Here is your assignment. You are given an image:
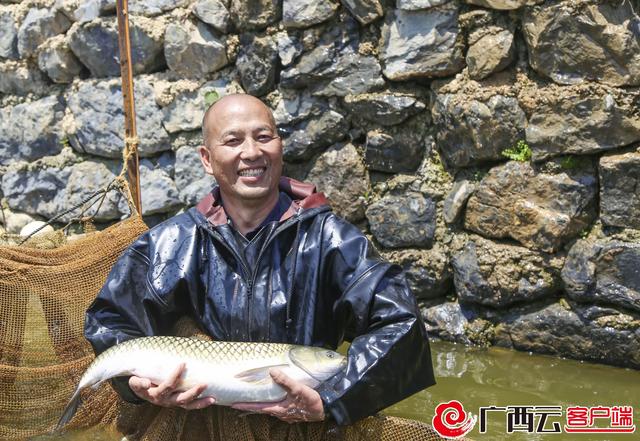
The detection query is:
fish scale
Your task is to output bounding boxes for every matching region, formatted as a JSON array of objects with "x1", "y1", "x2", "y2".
[{"x1": 56, "y1": 336, "x2": 346, "y2": 431}]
